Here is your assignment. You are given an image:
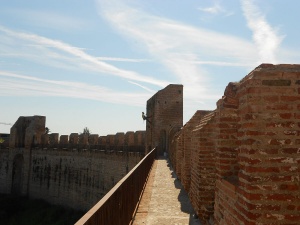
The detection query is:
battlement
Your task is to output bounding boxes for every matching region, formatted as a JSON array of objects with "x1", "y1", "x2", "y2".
[
  {"x1": 9, "y1": 115, "x2": 145, "y2": 153},
  {"x1": 39, "y1": 131, "x2": 145, "y2": 153}
]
